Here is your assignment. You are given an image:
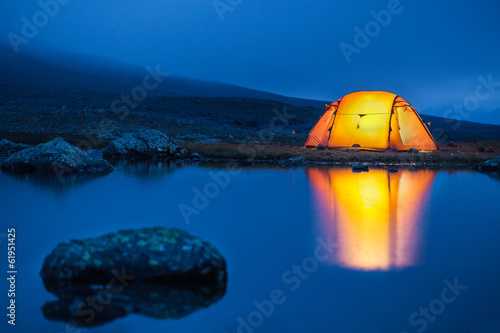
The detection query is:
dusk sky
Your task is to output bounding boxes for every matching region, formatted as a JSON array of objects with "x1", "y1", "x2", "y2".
[{"x1": 1, "y1": 0, "x2": 500, "y2": 123}]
